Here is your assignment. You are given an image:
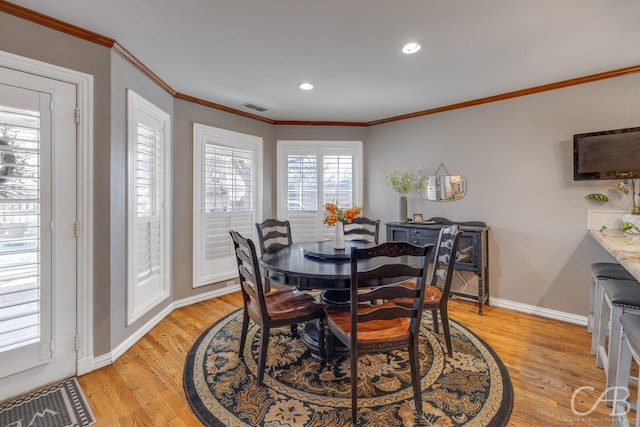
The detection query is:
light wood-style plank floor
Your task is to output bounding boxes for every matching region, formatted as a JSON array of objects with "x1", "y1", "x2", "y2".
[{"x1": 77, "y1": 293, "x2": 626, "y2": 426}]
